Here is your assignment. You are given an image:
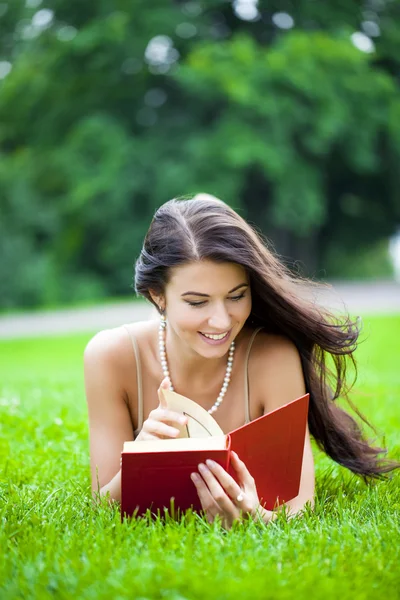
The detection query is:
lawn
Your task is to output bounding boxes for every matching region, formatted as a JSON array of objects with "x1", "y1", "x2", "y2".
[{"x1": 0, "y1": 315, "x2": 399, "y2": 600}]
